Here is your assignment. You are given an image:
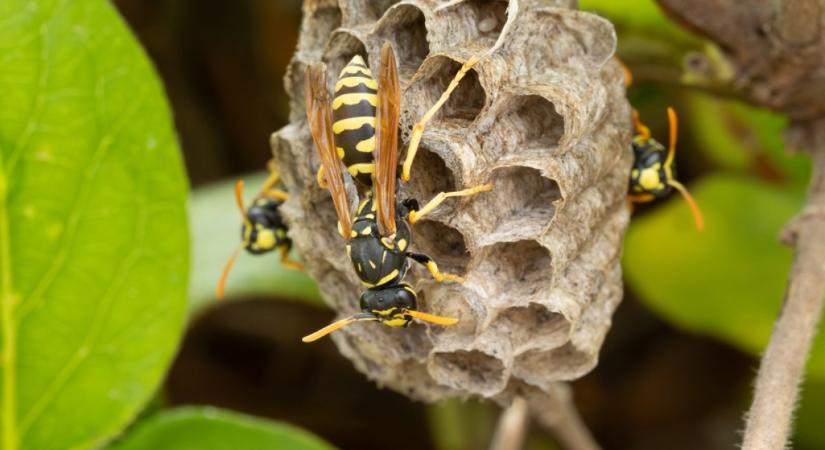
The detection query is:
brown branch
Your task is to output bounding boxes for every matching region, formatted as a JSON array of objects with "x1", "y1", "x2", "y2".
[{"x1": 742, "y1": 122, "x2": 825, "y2": 450}]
